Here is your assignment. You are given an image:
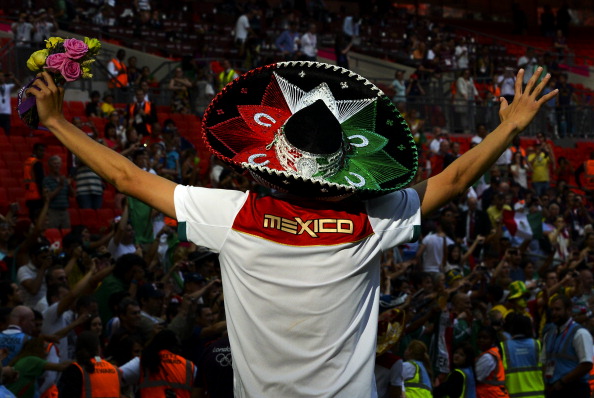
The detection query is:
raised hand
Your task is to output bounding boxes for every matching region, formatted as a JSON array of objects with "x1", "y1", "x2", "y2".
[
  {"x1": 499, "y1": 67, "x2": 558, "y2": 134},
  {"x1": 25, "y1": 72, "x2": 66, "y2": 127}
]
